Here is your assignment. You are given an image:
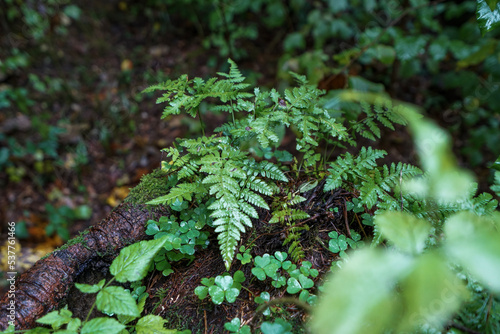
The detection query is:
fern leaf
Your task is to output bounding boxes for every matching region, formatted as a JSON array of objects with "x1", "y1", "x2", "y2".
[
  {"x1": 146, "y1": 182, "x2": 198, "y2": 205},
  {"x1": 239, "y1": 189, "x2": 269, "y2": 210}
]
